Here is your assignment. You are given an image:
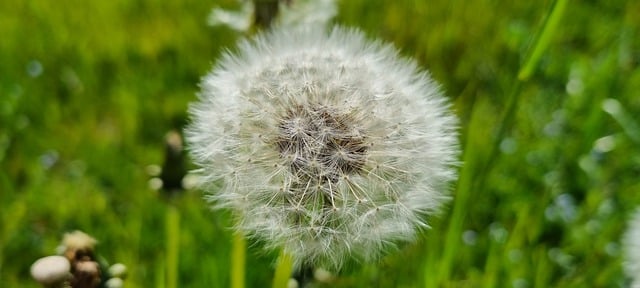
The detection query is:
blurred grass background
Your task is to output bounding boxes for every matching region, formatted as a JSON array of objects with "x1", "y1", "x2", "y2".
[{"x1": 1, "y1": 0, "x2": 639, "y2": 287}]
